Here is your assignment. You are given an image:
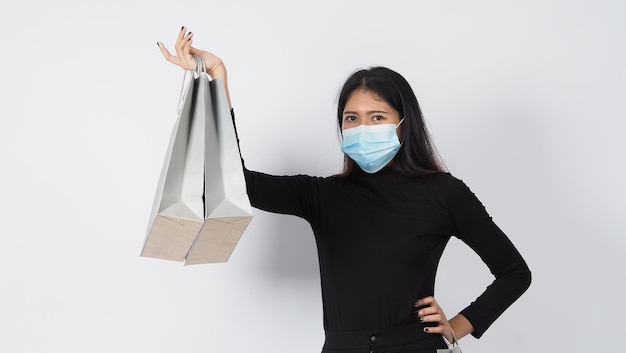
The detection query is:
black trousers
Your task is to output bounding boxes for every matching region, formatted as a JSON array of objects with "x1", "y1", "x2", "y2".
[{"x1": 322, "y1": 322, "x2": 448, "y2": 353}]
